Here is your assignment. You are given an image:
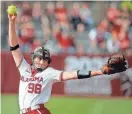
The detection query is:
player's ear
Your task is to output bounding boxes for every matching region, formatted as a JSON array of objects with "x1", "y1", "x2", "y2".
[{"x1": 47, "y1": 58, "x2": 52, "y2": 64}]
